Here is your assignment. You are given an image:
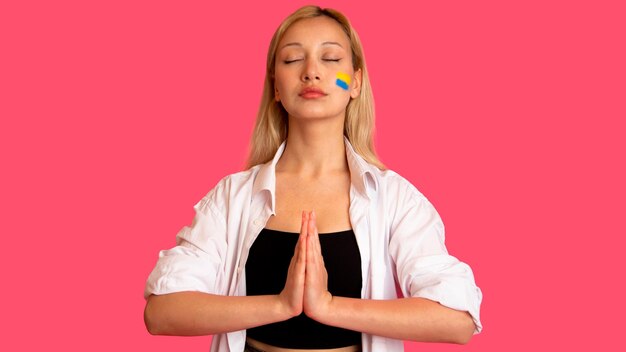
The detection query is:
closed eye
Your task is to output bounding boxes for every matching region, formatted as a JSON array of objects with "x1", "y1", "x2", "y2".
[
  {"x1": 284, "y1": 59, "x2": 302, "y2": 64},
  {"x1": 323, "y1": 59, "x2": 341, "y2": 62}
]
